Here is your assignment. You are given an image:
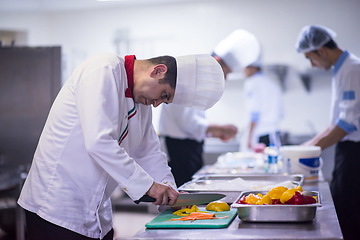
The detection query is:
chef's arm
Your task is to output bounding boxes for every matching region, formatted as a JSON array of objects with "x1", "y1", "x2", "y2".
[
  {"x1": 302, "y1": 125, "x2": 331, "y2": 146},
  {"x1": 248, "y1": 121, "x2": 256, "y2": 148},
  {"x1": 247, "y1": 112, "x2": 259, "y2": 148},
  {"x1": 302, "y1": 125, "x2": 347, "y2": 150},
  {"x1": 132, "y1": 107, "x2": 179, "y2": 206},
  {"x1": 314, "y1": 125, "x2": 347, "y2": 150},
  {"x1": 207, "y1": 124, "x2": 238, "y2": 142}
]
